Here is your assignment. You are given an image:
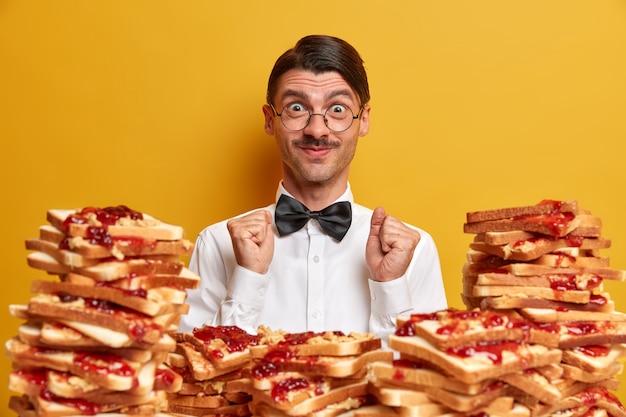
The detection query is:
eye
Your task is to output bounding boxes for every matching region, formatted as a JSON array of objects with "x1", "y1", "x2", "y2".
[
  {"x1": 327, "y1": 104, "x2": 348, "y2": 117},
  {"x1": 284, "y1": 102, "x2": 308, "y2": 114}
]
